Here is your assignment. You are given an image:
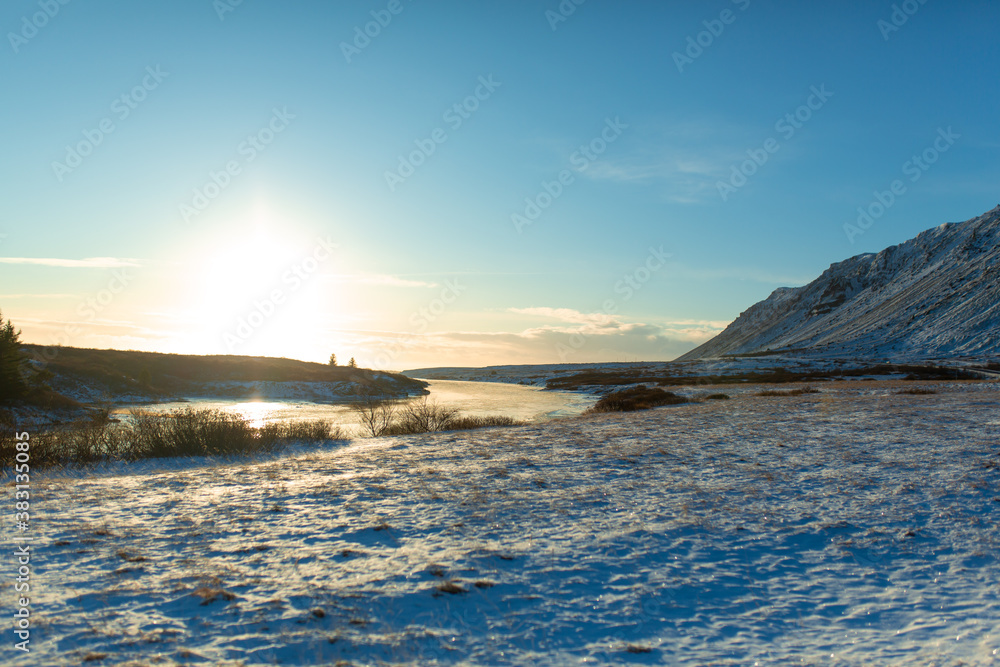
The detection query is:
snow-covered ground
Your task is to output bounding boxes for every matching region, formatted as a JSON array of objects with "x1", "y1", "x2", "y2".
[
  {"x1": 7, "y1": 380, "x2": 1000, "y2": 665},
  {"x1": 405, "y1": 356, "x2": 996, "y2": 391}
]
